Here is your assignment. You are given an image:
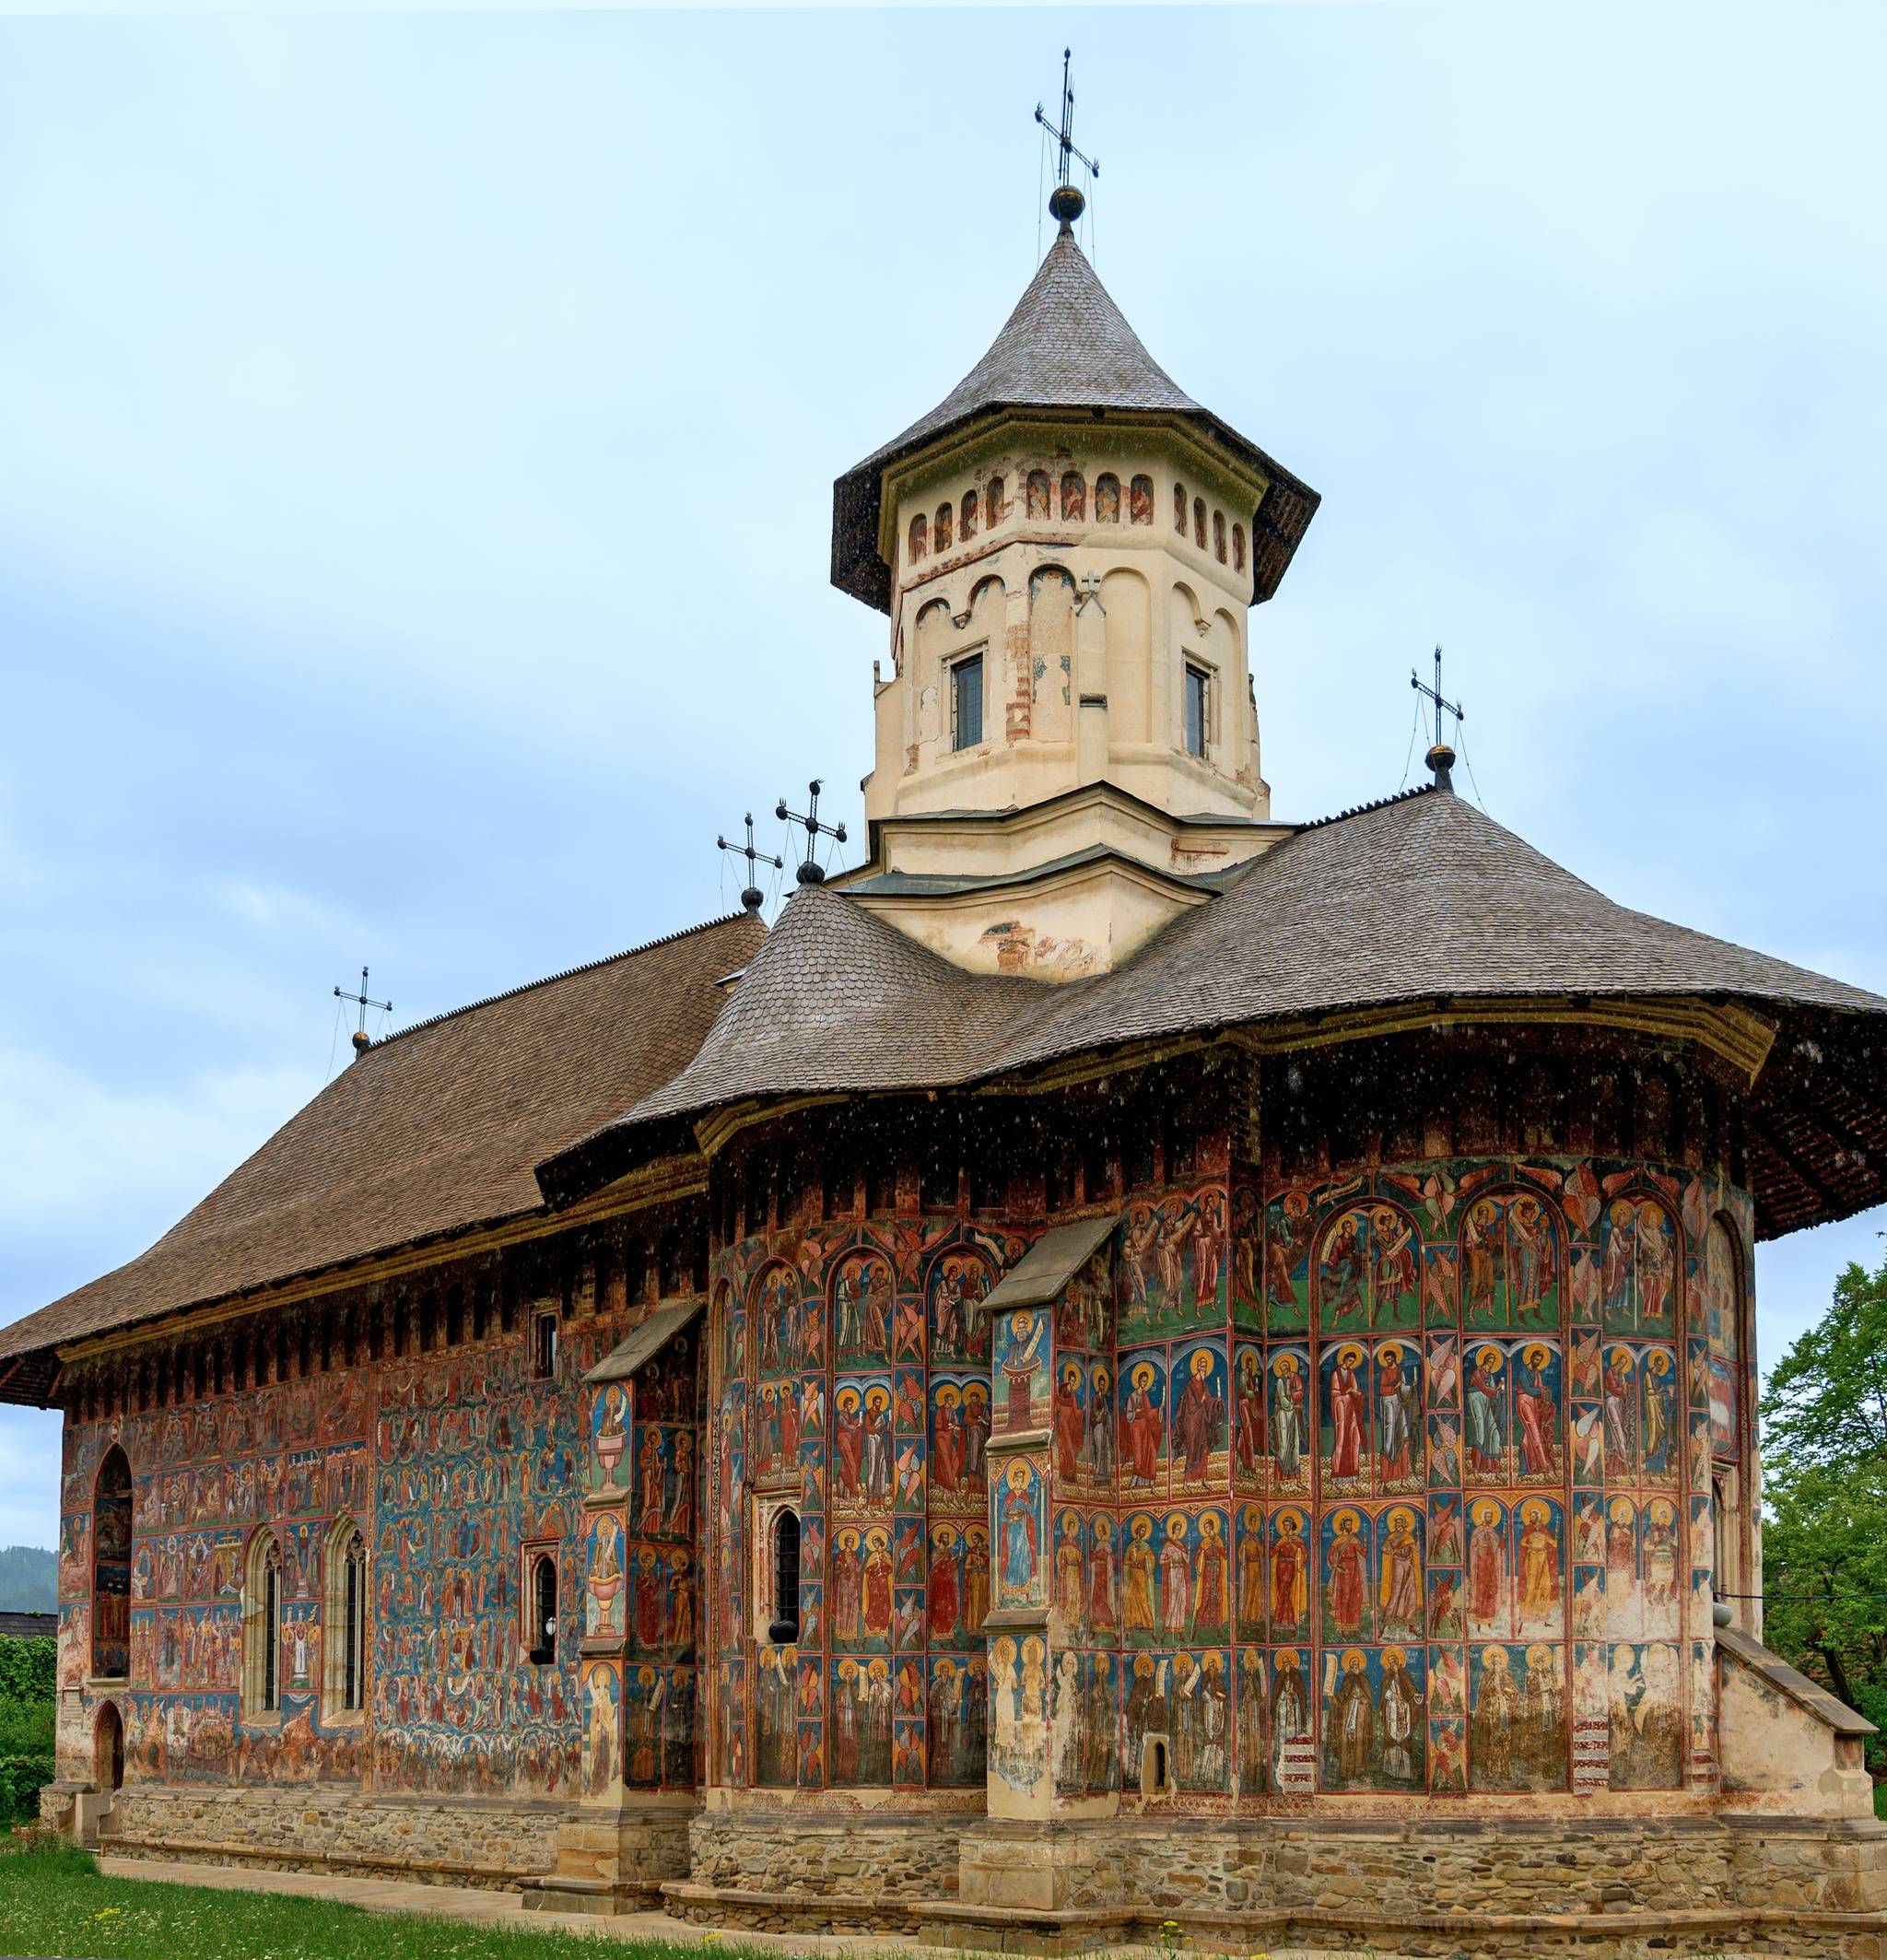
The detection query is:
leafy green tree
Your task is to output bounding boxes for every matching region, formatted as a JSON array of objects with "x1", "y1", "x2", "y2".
[{"x1": 1760, "y1": 1255, "x2": 1887, "y2": 1769}]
